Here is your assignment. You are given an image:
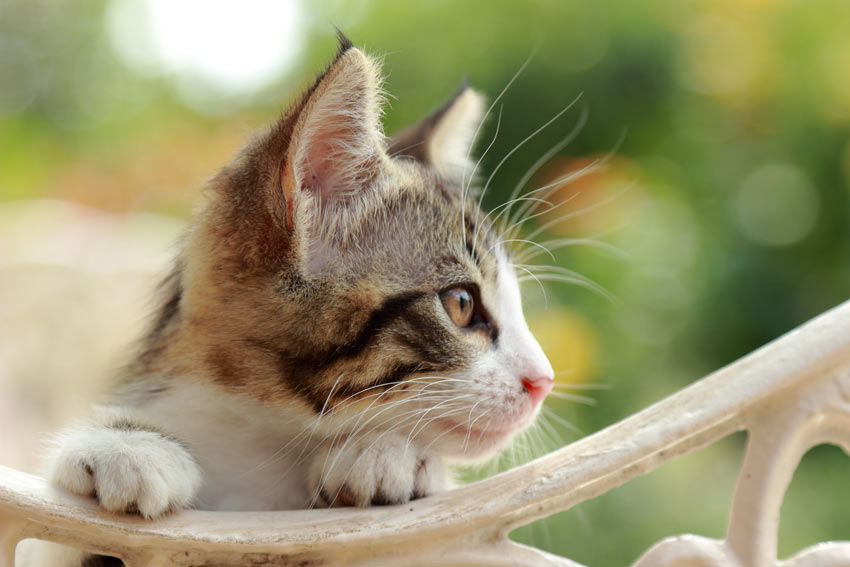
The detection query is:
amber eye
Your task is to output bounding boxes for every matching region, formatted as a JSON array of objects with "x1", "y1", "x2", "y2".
[{"x1": 440, "y1": 286, "x2": 474, "y2": 328}]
